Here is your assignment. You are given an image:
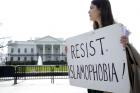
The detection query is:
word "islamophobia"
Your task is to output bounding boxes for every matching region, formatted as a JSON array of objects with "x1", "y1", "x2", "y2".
[{"x1": 68, "y1": 63, "x2": 119, "y2": 82}]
